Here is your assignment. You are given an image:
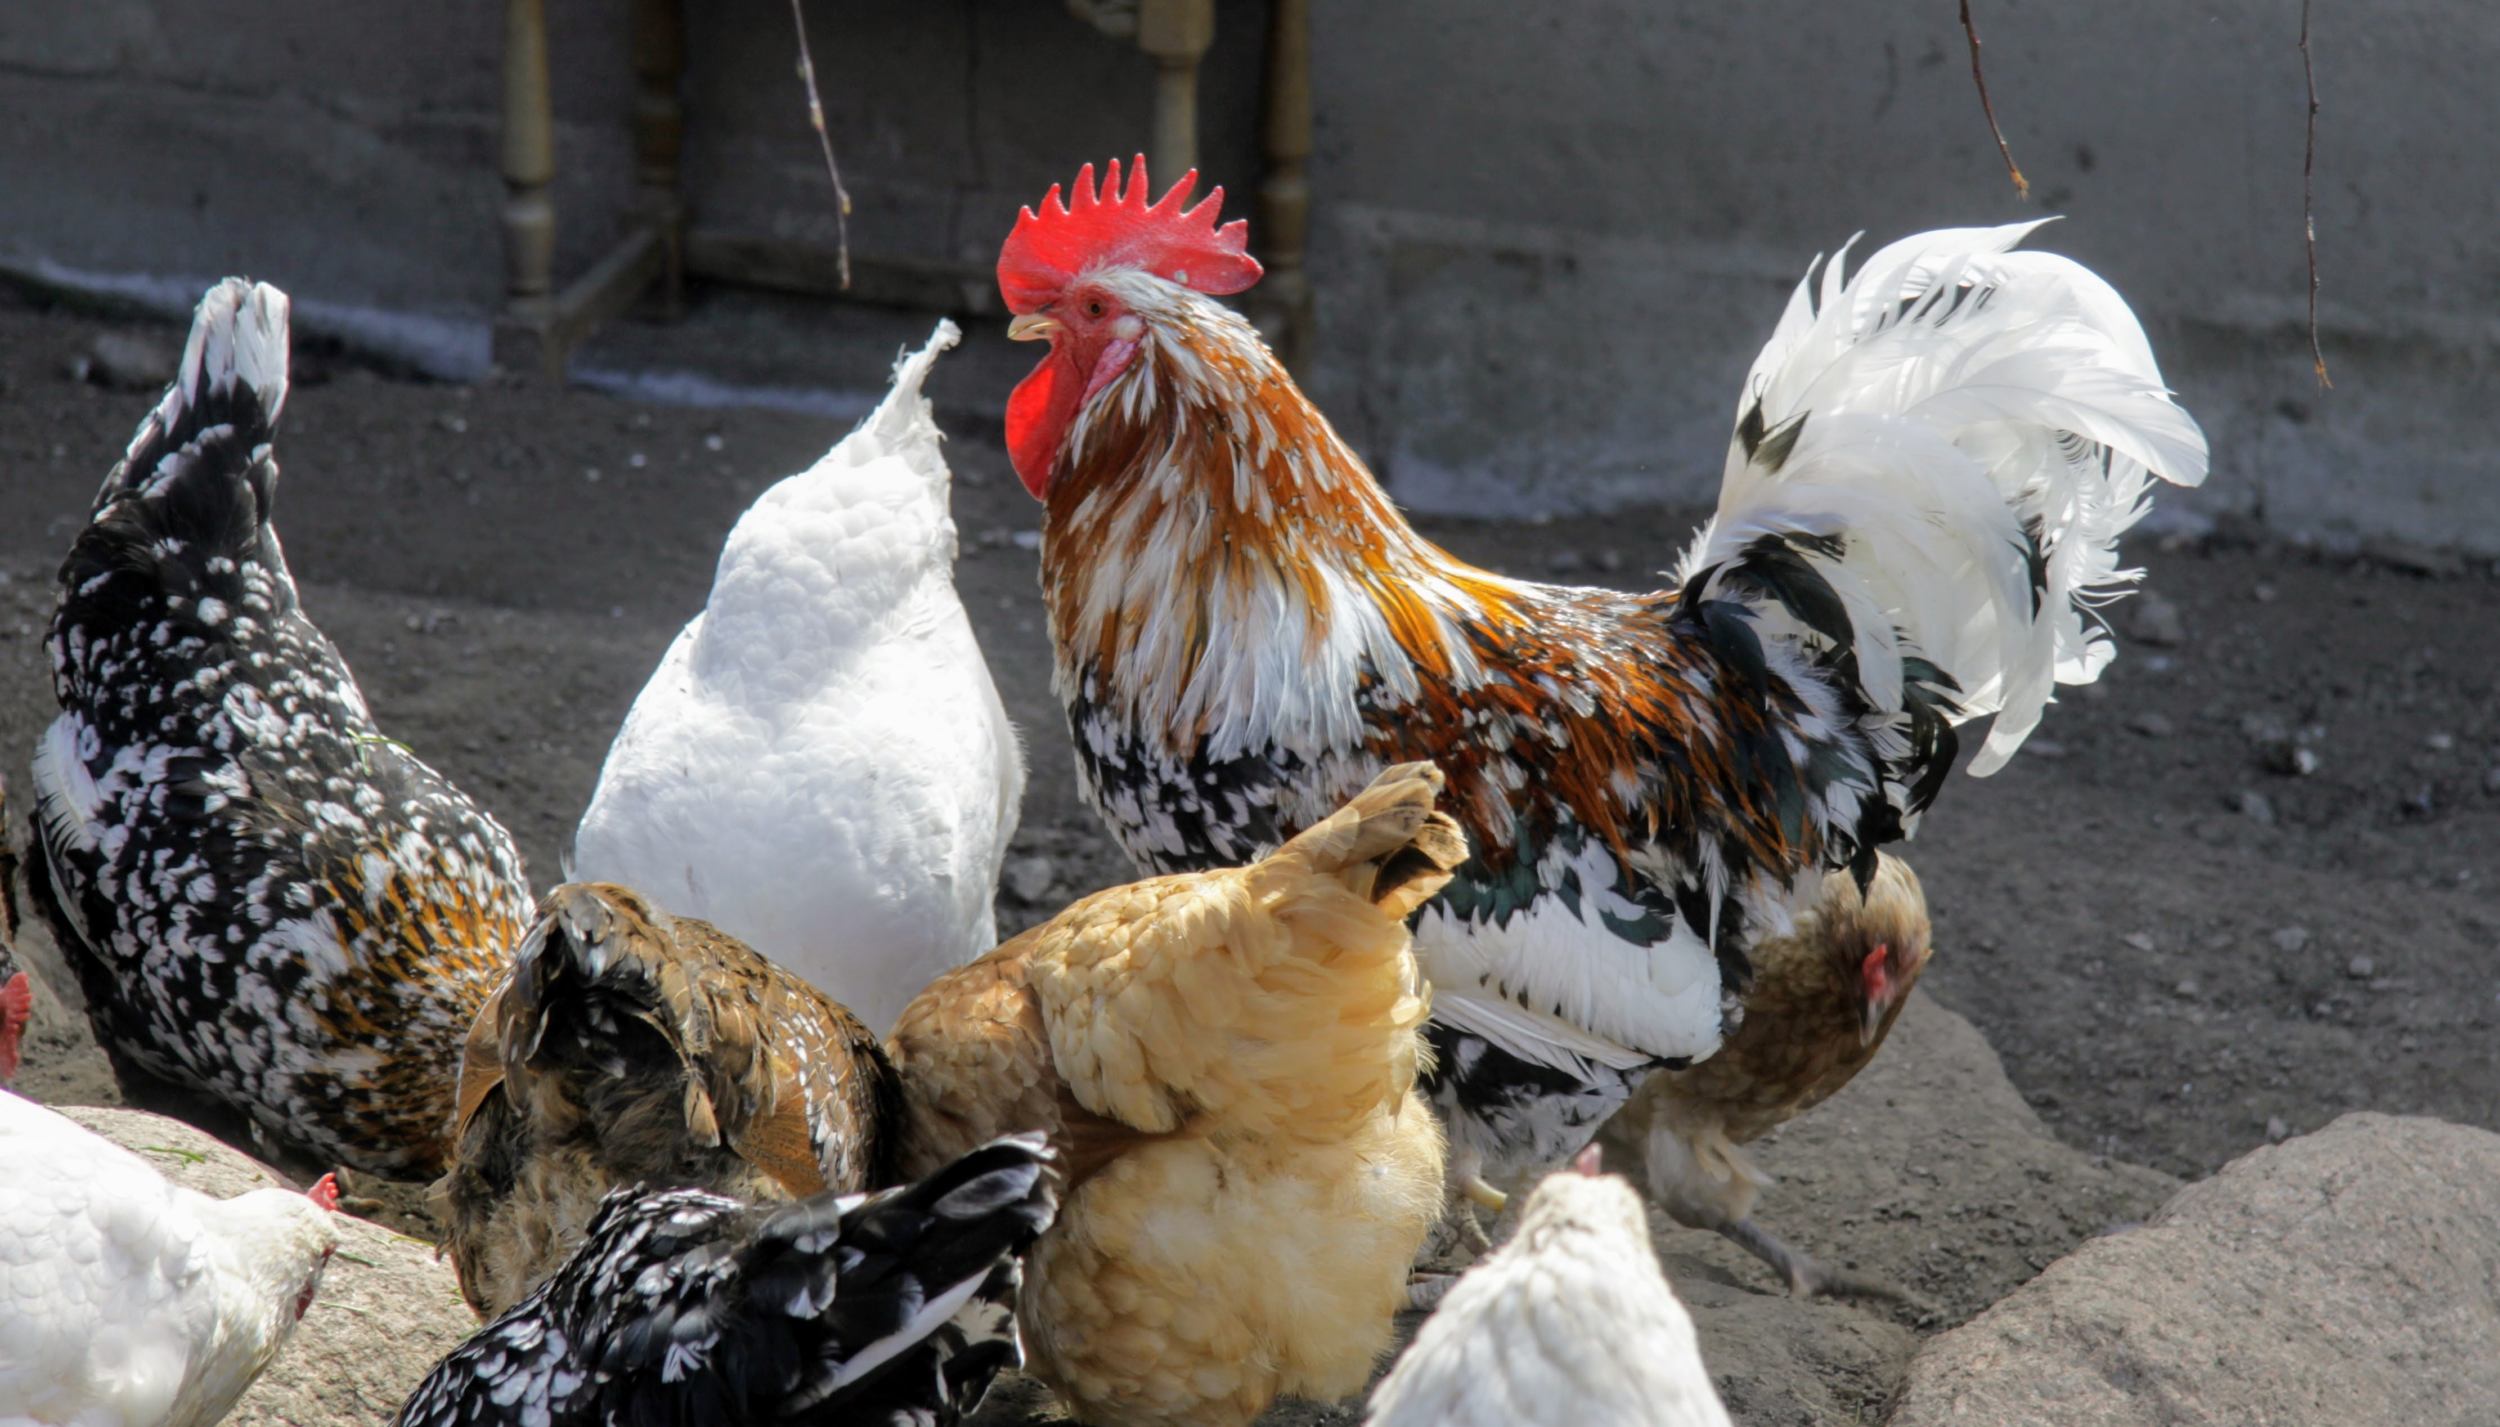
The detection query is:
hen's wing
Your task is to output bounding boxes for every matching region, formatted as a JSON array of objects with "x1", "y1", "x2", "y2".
[
  {"x1": 439, "y1": 881, "x2": 896, "y2": 1314},
  {"x1": 398, "y1": 1136, "x2": 1058, "y2": 1427},
  {"x1": 1367, "y1": 1167, "x2": 1732, "y2": 1427}
]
